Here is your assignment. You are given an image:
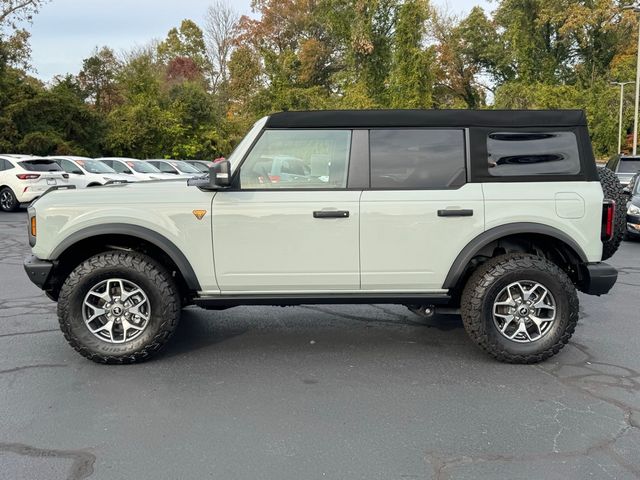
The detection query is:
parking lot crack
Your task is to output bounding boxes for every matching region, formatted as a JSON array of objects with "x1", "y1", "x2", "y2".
[
  {"x1": 0, "y1": 328, "x2": 58, "y2": 338},
  {"x1": 0, "y1": 364, "x2": 67, "y2": 375},
  {"x1": 0, "y1": 442, "x2": 95, "y2": 480}
]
